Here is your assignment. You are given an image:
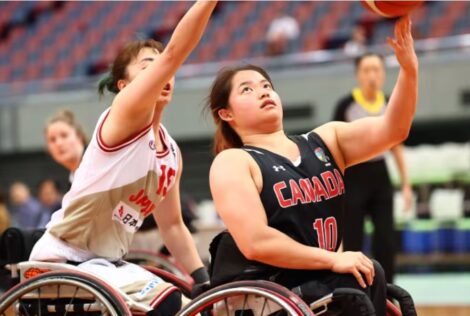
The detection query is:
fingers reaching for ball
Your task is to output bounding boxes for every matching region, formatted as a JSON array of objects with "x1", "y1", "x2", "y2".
[{"x1": 387, "y1": 15, "x2": 418, "y2": 74}]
